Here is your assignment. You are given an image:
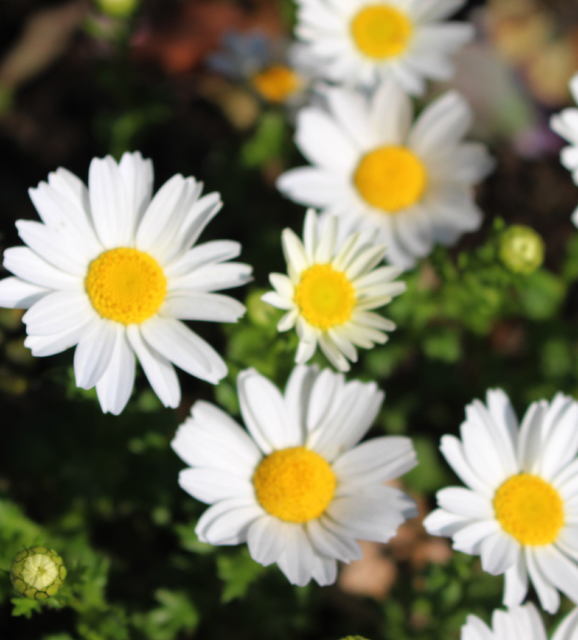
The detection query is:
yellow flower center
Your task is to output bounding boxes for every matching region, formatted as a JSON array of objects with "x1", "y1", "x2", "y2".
[
  {"x1": 353, "y1": 145, "x2": 427, "y2": 213},
  {"x1": 85, "y1": 248, "x2": 167, "y2": 325},
  {"x1": 493, "y1": 473, "x2": 565, "y2": 546},
  {"x1": 350, "y1": 4, "x2": 413, "y2": 60},
  {"x1": 251, "y1": 65, "x2": 302, "y2": 103},
  {"x1": 294, "y1": 264, "x2": 356, "y2": 329},
  {"x1": 252, "y1": 447, "x2": 337, "y2": 523}
]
